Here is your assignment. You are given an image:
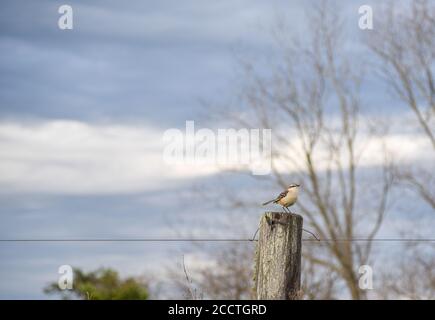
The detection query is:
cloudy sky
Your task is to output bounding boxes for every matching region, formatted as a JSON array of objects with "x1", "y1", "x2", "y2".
[{"x1": 0, "y1": 0, "x2": 433, "y2": 299}]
